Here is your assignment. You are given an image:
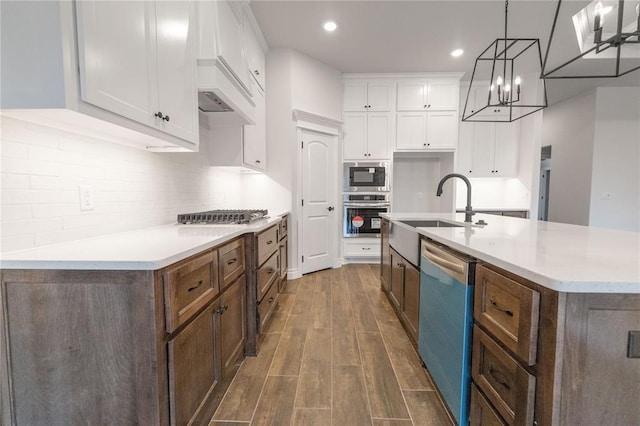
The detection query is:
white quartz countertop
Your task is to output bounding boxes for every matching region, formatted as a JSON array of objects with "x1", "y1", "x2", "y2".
[
  {"x1": 0, "y1": 214, "x2": 288, "y2": 271},
  {"x1": 381, "y1": 212, "x2": 640, "y2": 294}
]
